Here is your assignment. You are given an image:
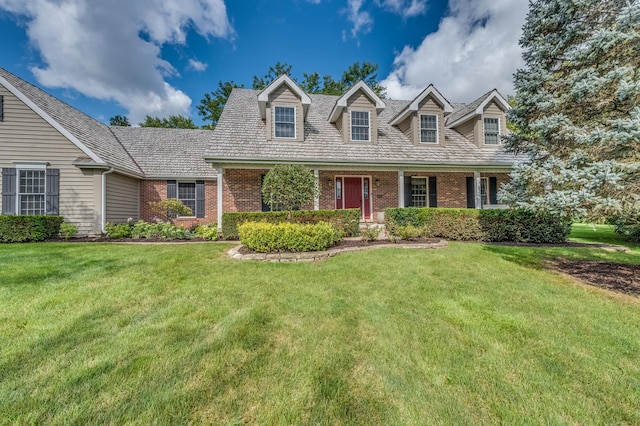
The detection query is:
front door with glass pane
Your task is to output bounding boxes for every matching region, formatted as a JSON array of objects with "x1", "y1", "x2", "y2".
[{"x1": 336, "y1": 176, "x2": 371, "y2": 220}]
